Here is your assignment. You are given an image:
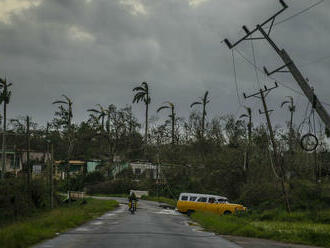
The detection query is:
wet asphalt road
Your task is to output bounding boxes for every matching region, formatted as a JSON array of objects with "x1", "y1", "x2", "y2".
[{"x1": 34, "y1": 197, "x2": 241, "y2": 248}]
